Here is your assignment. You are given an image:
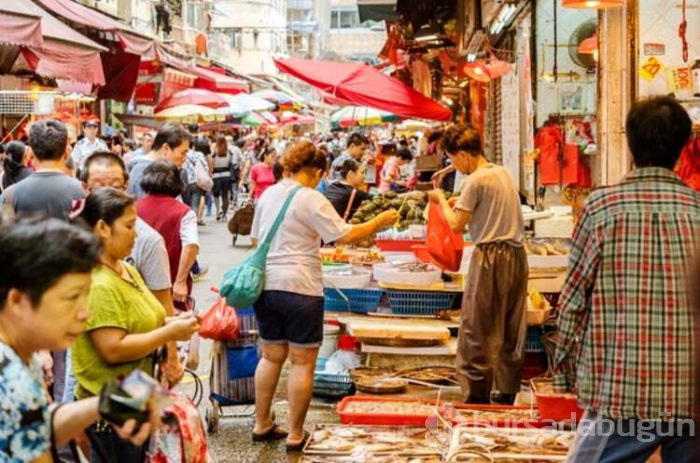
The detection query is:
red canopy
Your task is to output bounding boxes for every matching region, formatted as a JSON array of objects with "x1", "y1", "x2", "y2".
[
  {"x1": 34, "y1": 0, "x2": 156, "y2": 59},
  {"x1": 154, "y1": 88, "x2": 229, "y2": 112},
  {"x1": 190, "y1": 66, "x2": 249, "y2": 94},
  {"x1": 0, "y1": 4, "x2": 42, "y2": 48},
  {"x1": 275, "y1": 58, "x2": 452, "y2": 122},
  {"x1": 2, "y1": 0, "x2": 106, "y2": 85}
]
